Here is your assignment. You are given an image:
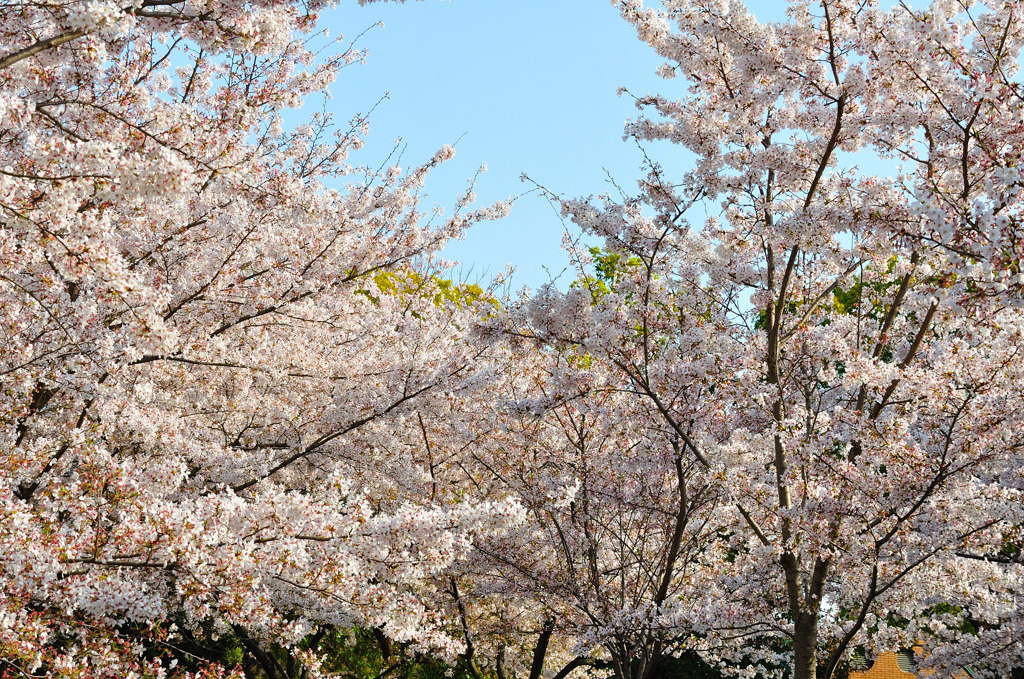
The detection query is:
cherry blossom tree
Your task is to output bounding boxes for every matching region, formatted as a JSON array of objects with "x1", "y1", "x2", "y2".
[
  {"x1": 7, "y1": 1, "x2": 1024, "y2": 678},
  {"x1": 494, "y1": 0, "x2": 1024, "y2": 677},
  {"x1": 0, "y1": 0, "x2": 519, "y2": 677},
  {"x1": 427, "y1": 290, "x2": 727, "y2": 679}
]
